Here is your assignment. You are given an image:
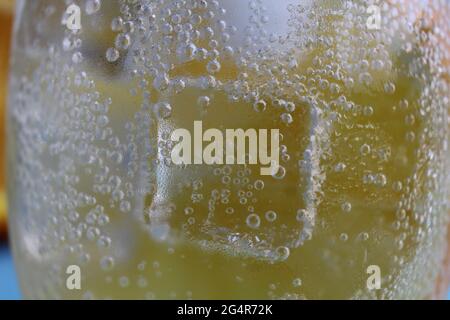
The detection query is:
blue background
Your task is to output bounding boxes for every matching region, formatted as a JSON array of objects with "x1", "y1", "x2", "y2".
[
  {"x1": 0, "y1": 244, "x2": 448, "y2": 300},
  {"x1": 0, "y1": 245, "x2": 20, "y2": 300}
]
